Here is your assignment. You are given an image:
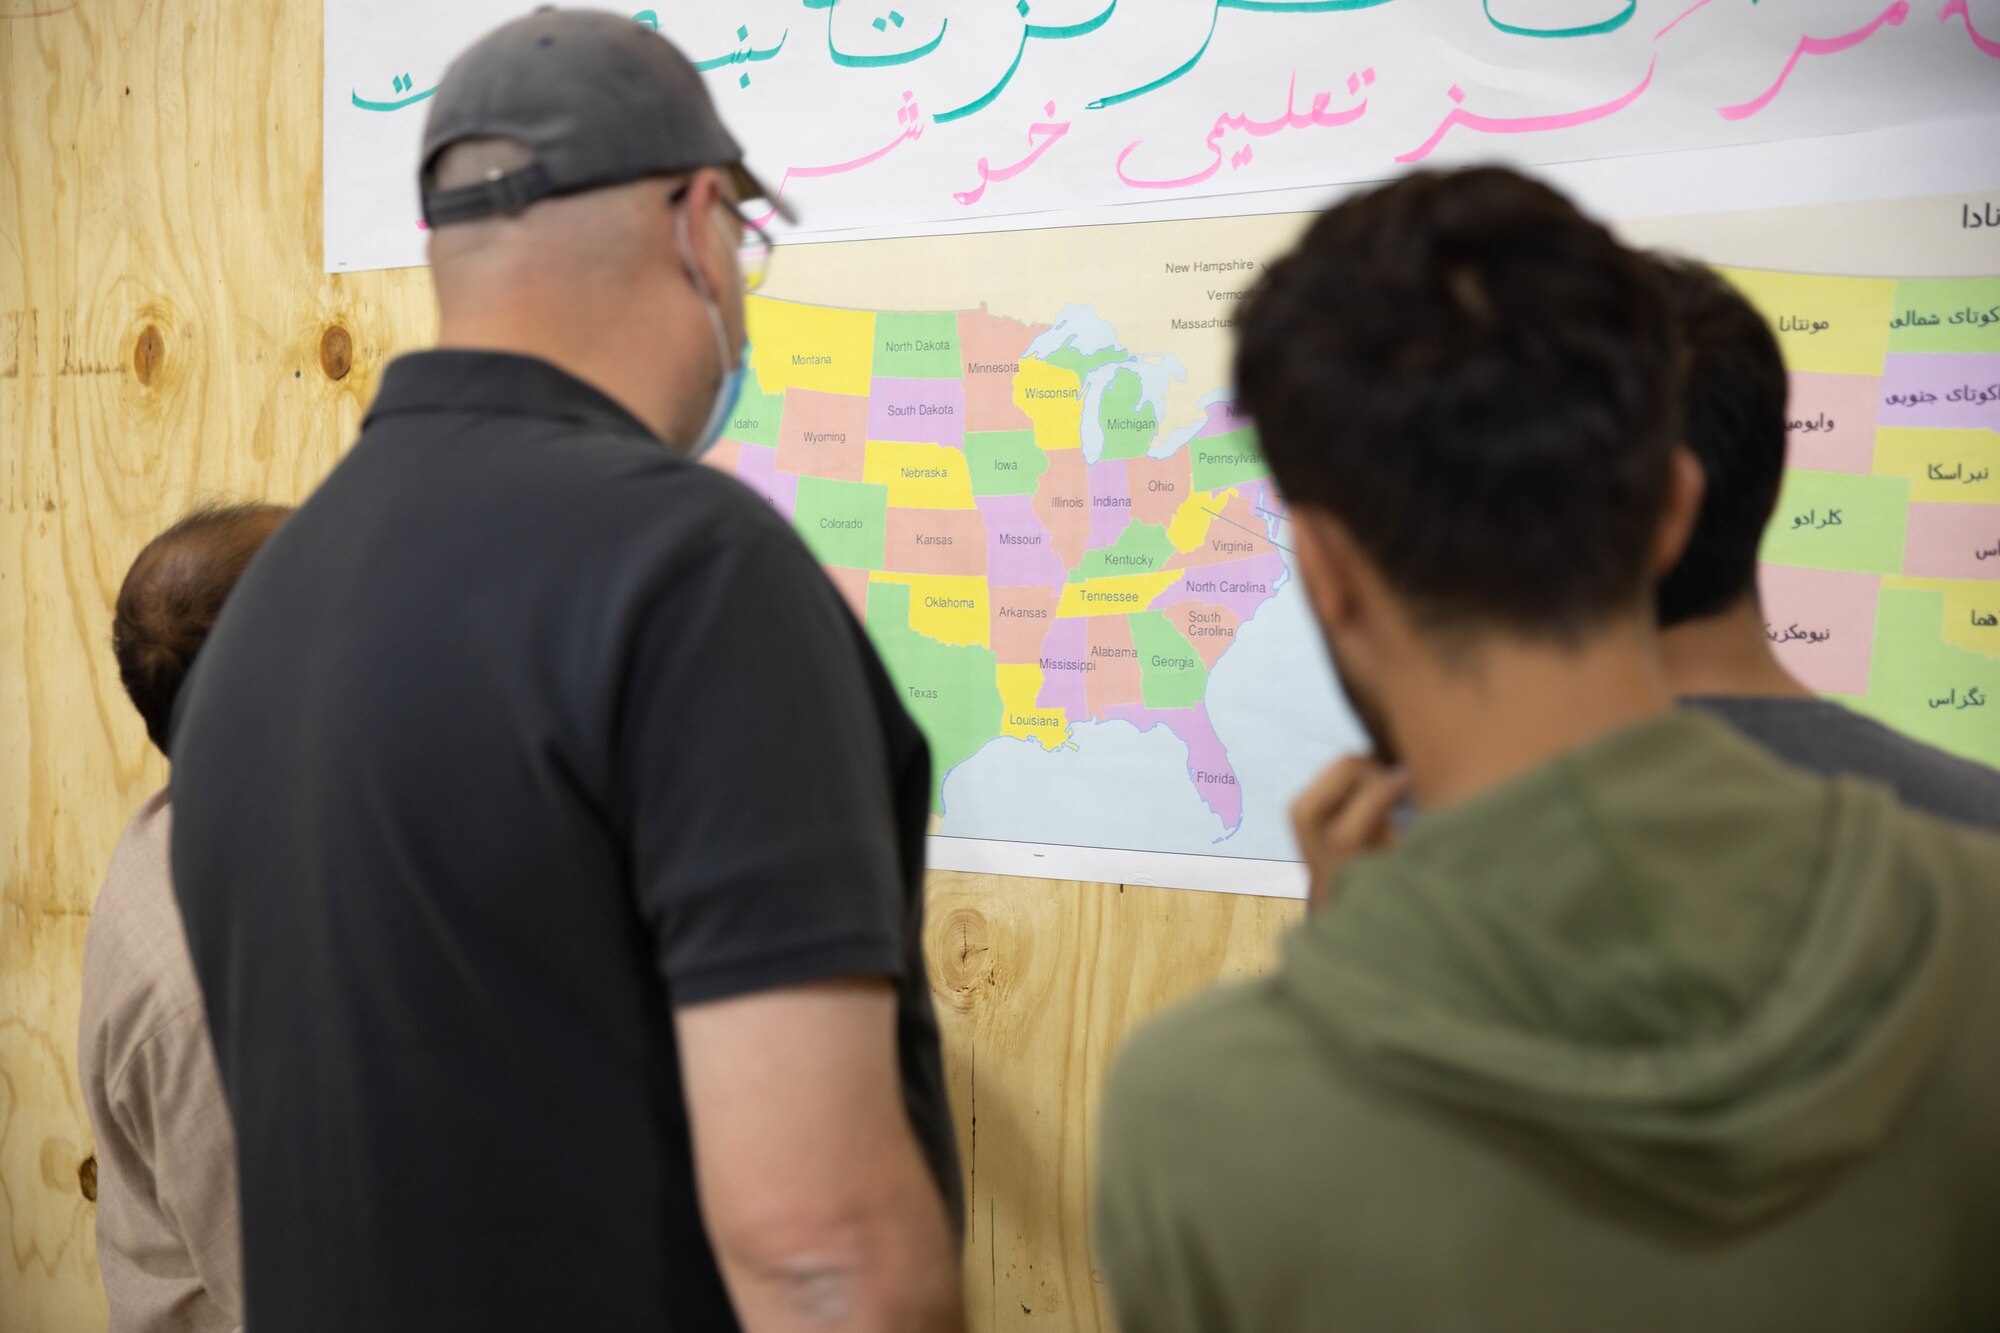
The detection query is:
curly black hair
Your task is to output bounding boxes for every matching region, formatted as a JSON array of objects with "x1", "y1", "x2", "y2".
[{"x1": 1234, "y1": 167, "x2": 1679, "y2": 642}]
